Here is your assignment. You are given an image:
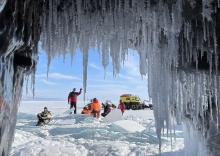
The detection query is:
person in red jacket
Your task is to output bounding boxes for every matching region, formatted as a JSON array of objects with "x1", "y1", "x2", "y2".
[
  {"x1": 68, "y1": 88, "x2": 82, "y2": 114},
  {"x1": 90, "y1": 98, "x2": 101, "y2": 118},
  {"x1": 118, "y1": 100, "x2": 125, "y2": 115}
]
